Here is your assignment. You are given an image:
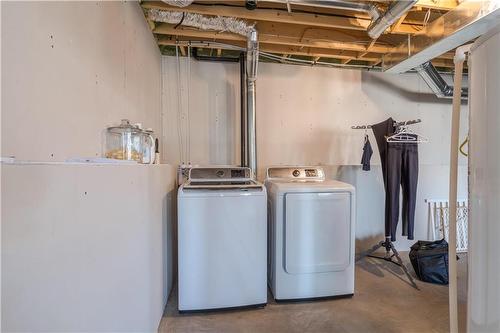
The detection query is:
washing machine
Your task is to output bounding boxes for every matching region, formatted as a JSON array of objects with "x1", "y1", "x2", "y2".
[
  {"x1": 177, "y1": 166, "x2": 267, "y2": 312},
  {"x1": 265, "y1": 166, "x2": 356, "y2": 301}
]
